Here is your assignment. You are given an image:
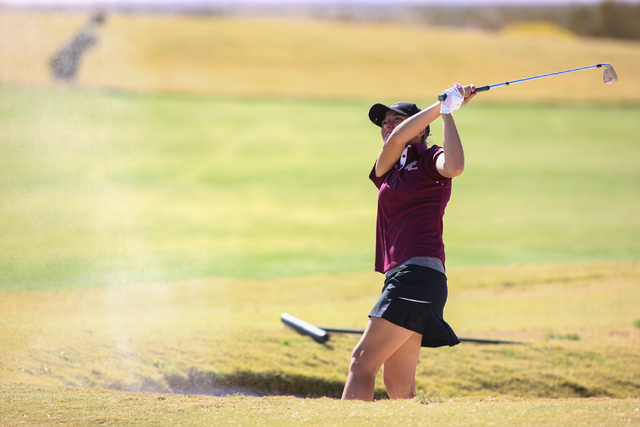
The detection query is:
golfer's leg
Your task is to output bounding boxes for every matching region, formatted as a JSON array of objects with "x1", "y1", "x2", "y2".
[
  {"x1": 341, "y1": 317, "x2": 415, "y2": 401},
  {"x1": 382, "y1": 331, "x2": 422, "y2": 399}
]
